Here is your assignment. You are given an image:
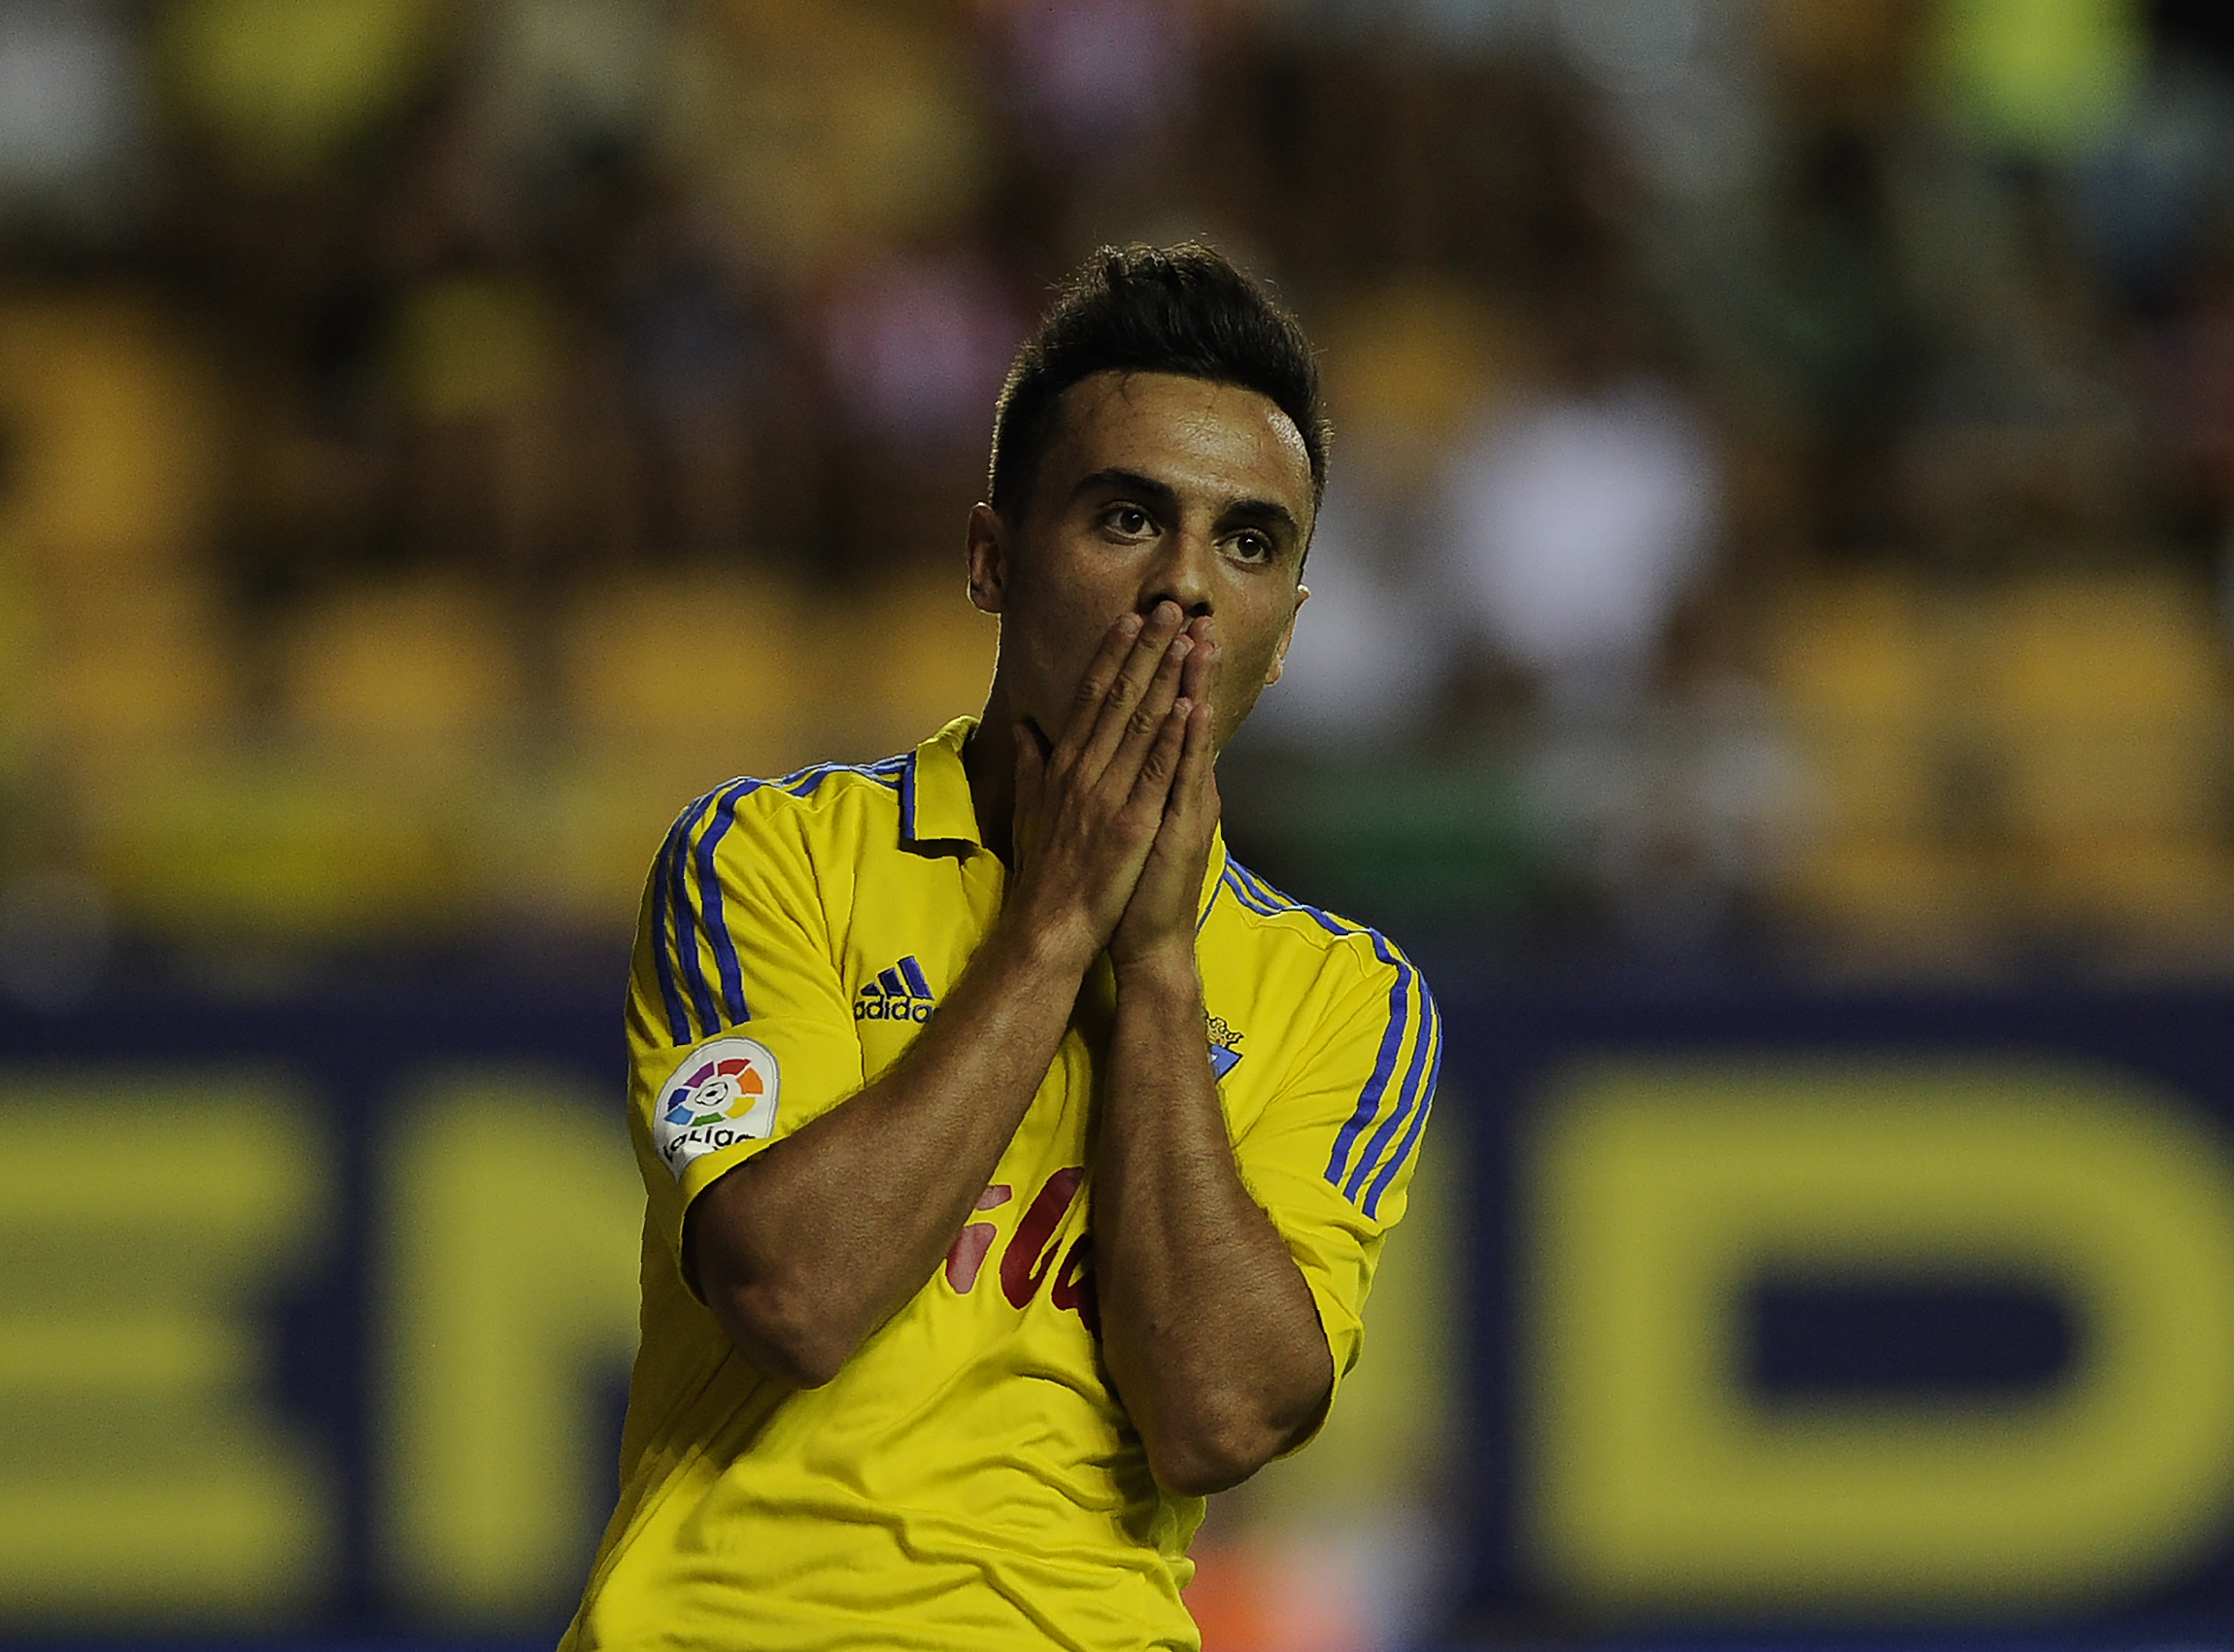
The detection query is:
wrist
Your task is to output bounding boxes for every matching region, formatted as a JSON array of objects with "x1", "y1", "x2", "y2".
[
  {"x1": 1110, "y1": 942, "x2": 1201, "y2": 1001},
  {"x1": 994, "y1": 900, "x2": 1100, "y2": 984}
]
